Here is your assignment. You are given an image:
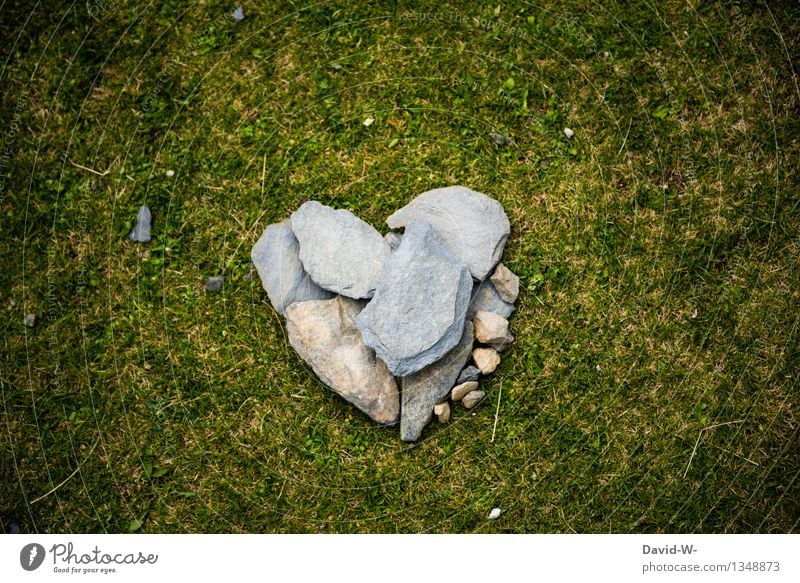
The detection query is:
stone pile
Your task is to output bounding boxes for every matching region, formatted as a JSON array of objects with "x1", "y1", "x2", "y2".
[{"x1": 251, "y1": 186, "x2": 520, "y2": 441}]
